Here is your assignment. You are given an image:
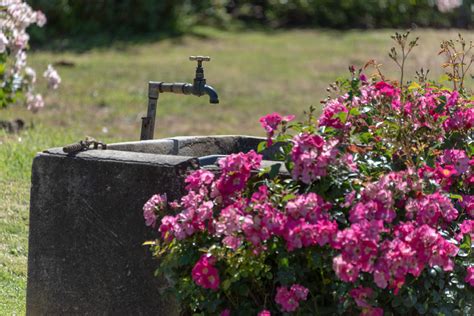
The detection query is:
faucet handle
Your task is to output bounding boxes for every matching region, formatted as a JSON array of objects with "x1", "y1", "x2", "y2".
[
  {"x1": 190, "y1": 56, "x2": 210, "y2": 81},
  {"x1": 189, "y1": 56, "x2": 211, "y2": 62}
]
